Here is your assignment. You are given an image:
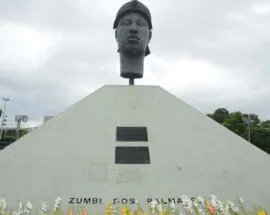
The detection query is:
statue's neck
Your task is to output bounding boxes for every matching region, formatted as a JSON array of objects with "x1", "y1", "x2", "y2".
[{"x1": 120, "y1": 53, "x2": 144, "y2": 82}]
